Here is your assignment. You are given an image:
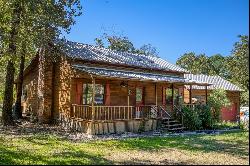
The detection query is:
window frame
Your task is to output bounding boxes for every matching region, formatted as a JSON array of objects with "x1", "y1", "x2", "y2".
[{"x1": 82, "y1": 83, "x2": 105, "y2": 105}]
